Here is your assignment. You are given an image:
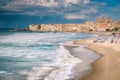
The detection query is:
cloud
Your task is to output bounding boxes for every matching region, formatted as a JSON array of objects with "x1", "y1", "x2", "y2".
[
  {"x1": 0, "y1": 0, "x2": 90, "y2": 14},
  {"x1": 0, "y1": 0, "x2": 109, "y2": 20},
  {"x1": 0, "y1": 0, "x2": 91, "y2": 10},
  {"x1": 83, "y1": 0, "x2": 90, "y2": 4},
  {"x1": 1, "y1": 0, "x2": 58, "y2": 10},
  {"x1": 63, "y1": 0, "x2": 80, "y2": 7},
  {"x1": 63, "y1": 2, "x2": 99, "y2": 20},
  {"x1": 80, "y1": 7, "x2": 97, "y2": 14},
  {"x1": 65, "y1": 14, "x2": 88, "y2": 20}
]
